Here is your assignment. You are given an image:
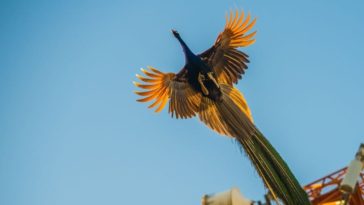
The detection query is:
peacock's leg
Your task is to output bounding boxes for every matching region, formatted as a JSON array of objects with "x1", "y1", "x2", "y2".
[
  {"x1": 207, "y1": 72, "x2": 220, "y2": 88},
  {"x1": 198, "y1": 73, "x2": 209, "y2": 95}
]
